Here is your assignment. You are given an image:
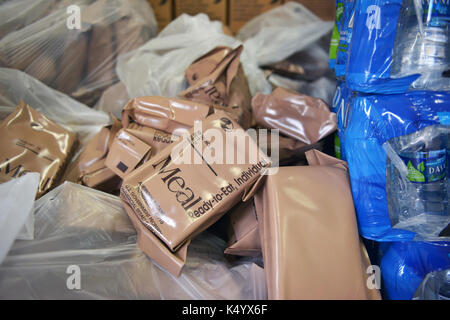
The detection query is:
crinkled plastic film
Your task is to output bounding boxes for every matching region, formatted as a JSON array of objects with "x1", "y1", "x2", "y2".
[
  {"x1": 0, "y1": 182, "x2": 267, "y2": 300},
  {"x1": 0, "y1": 0, "x2": 157, "y2": 106}
]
